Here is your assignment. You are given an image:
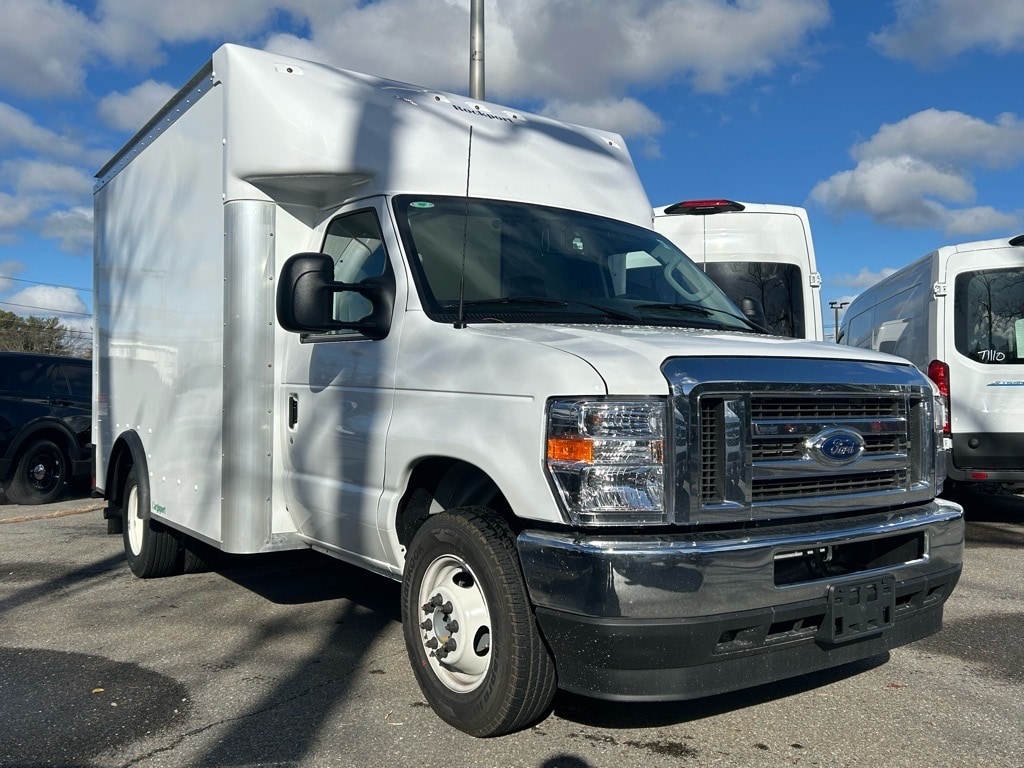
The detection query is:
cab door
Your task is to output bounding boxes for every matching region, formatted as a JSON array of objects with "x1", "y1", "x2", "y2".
[{"x1": 281, "y1": 201, "x2": 402, "y2": 567}]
